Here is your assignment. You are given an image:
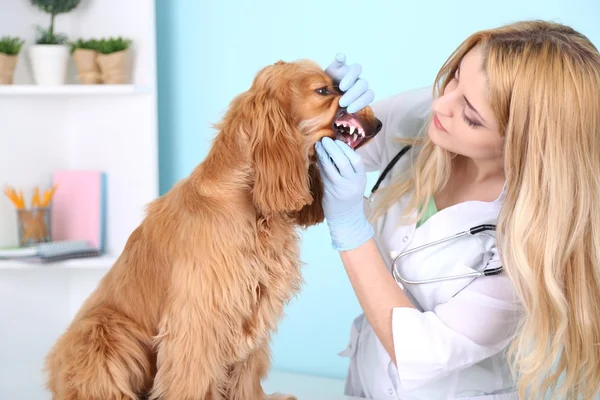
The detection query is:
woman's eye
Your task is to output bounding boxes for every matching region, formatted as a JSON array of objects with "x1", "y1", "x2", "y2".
[
  {"x1": 315, "y1": 87, "x2": 330, "y2": 95},
  {"x1": 462, "y1": 109, "x2": 481, "y2": 128}
]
